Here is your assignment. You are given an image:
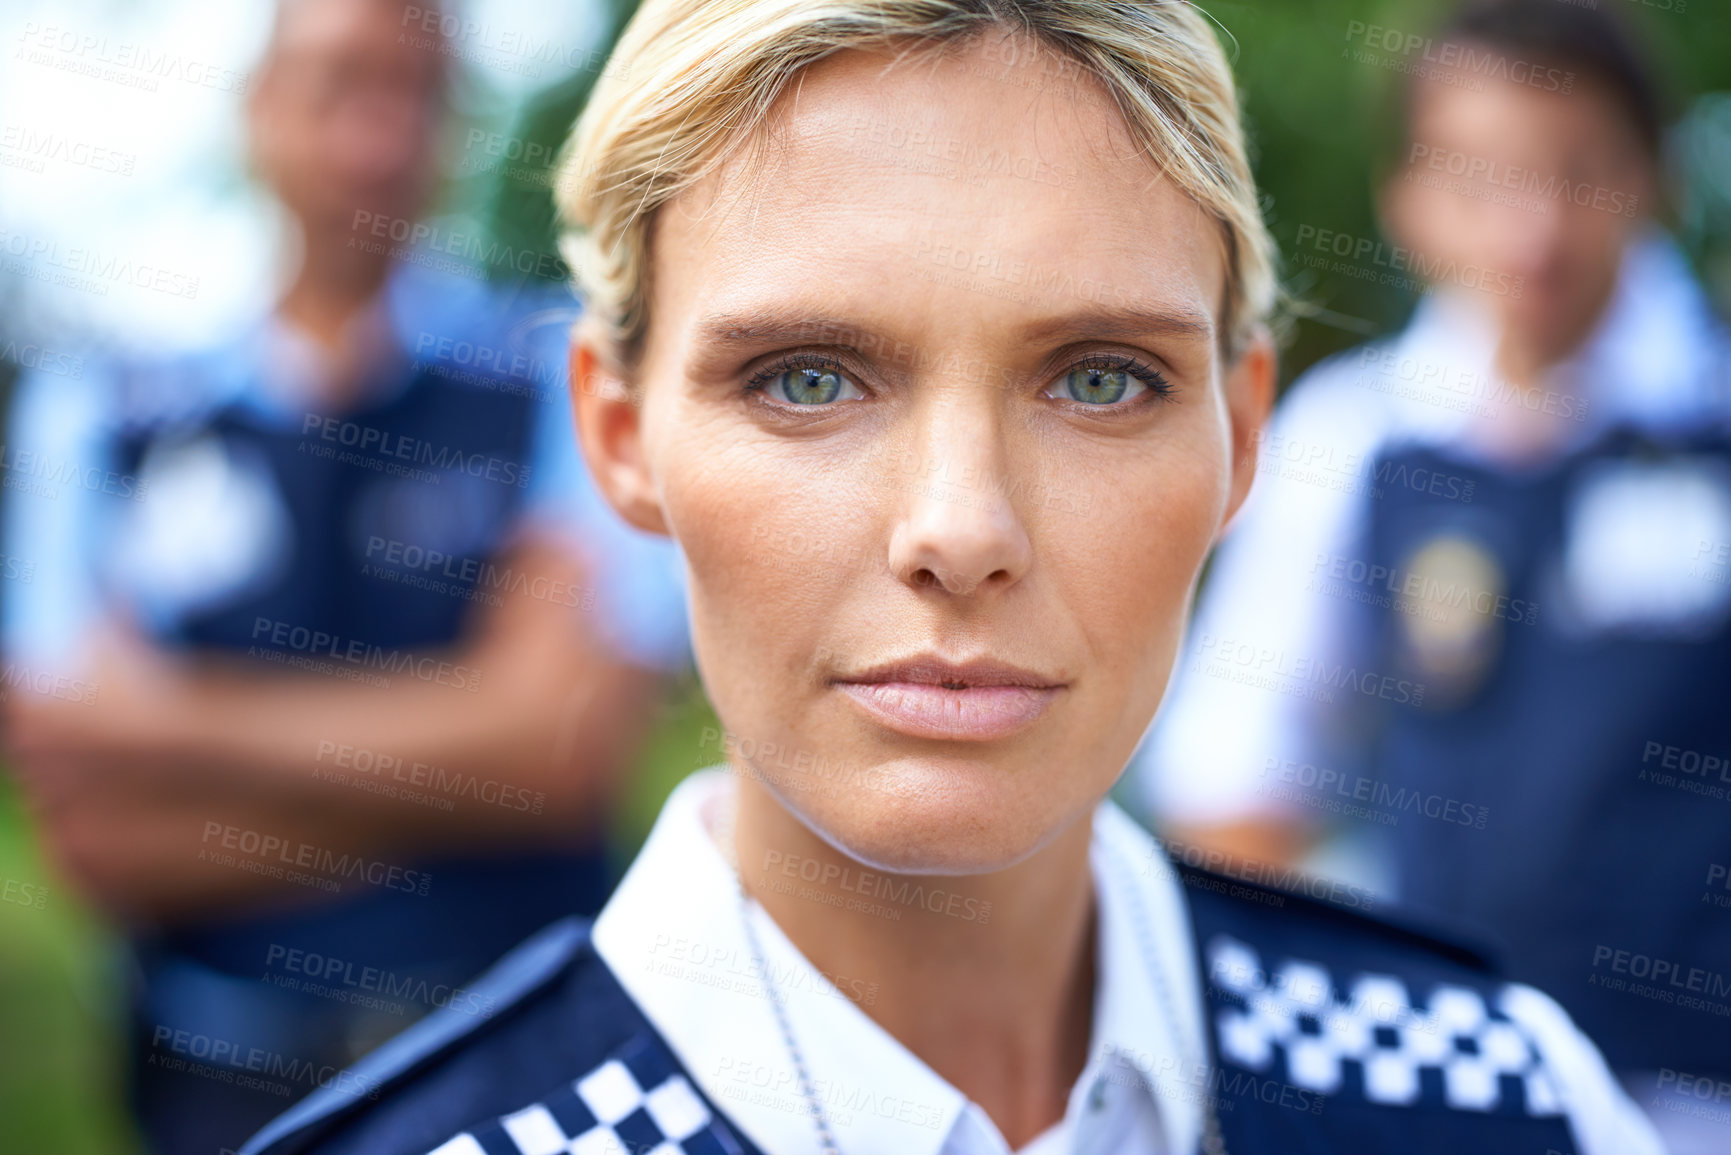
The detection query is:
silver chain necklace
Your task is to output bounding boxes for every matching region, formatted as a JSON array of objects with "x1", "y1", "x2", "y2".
[
  {"x1": 736, "y1": 880, "x2": 844, "y2": 1155},
  {"x1": 716, "y1": 790, "x2": 844, "y2": 1154},
  {"x1": 719, "y1": 790, "x2": 1227, "y2": 1155}
]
